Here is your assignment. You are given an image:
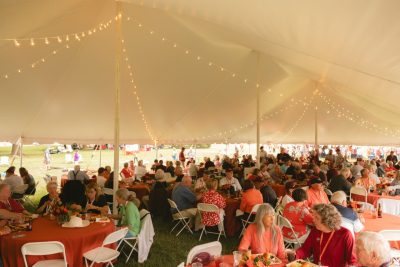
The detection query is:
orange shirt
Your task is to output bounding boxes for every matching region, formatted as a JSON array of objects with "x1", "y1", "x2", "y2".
[
  {"x1": 306, "y1": 188, "x2": 329, "y2": 208},
  {"x1": 240, "y1": 188, "x2": 263, "y2": 213},
  {"x1": 360, "y1": 177, "x2": 376, "y2": 191},
  {"x1": 239, "y1": 224, "x2": 285, "y2": 259}
]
